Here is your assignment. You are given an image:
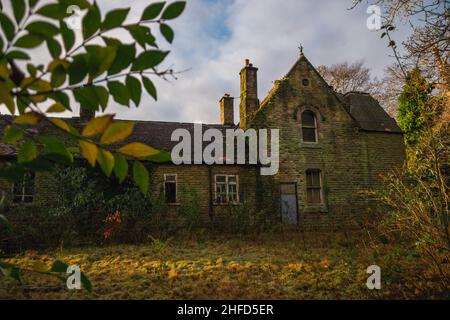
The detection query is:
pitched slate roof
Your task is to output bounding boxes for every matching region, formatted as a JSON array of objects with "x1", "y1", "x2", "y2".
[{"x1": 341, "y1": 92, "x2": 403, "y2": 133}]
